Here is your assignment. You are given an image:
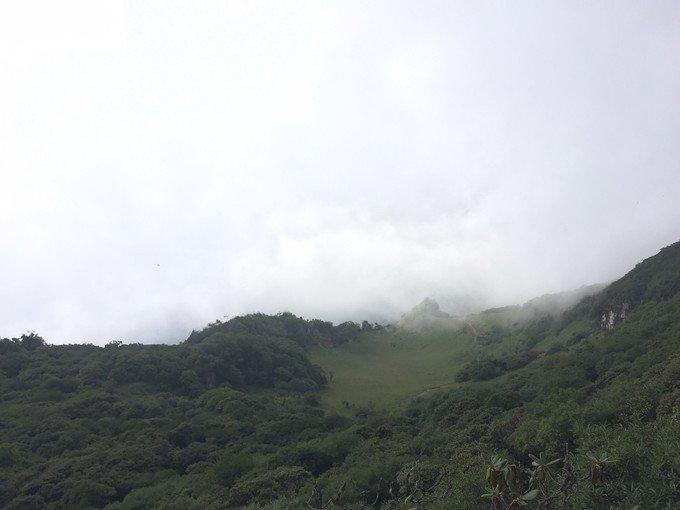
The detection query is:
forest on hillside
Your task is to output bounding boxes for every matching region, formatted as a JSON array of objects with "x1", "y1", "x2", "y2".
[{"x1": 1, "y1": 242, "x2": 679, "y2": 509}]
